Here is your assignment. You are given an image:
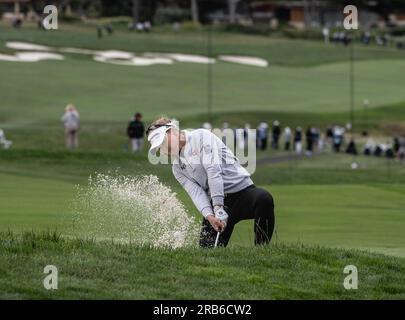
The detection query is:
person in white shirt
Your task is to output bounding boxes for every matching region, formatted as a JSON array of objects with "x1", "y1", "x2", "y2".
[
  {"x1": 61, "y1": 104, "x2": 80, "y2": 149},
  {"x1": 0, "y1": 129, "x2": 12, "y2": 149},
  {"x1": 147, "y1": 117, "x2": 275, "y2": 248}
]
